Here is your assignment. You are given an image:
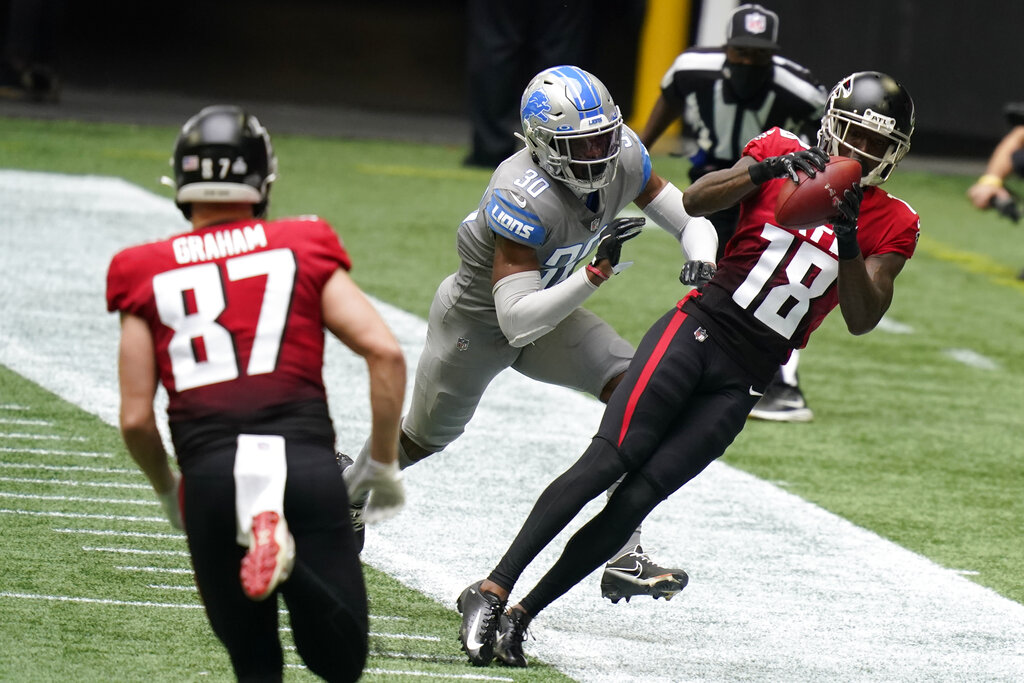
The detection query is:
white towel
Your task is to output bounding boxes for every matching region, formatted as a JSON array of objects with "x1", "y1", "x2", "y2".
[{"x1": 233, "y1": 434, "x2": 287, "y2": 546}]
